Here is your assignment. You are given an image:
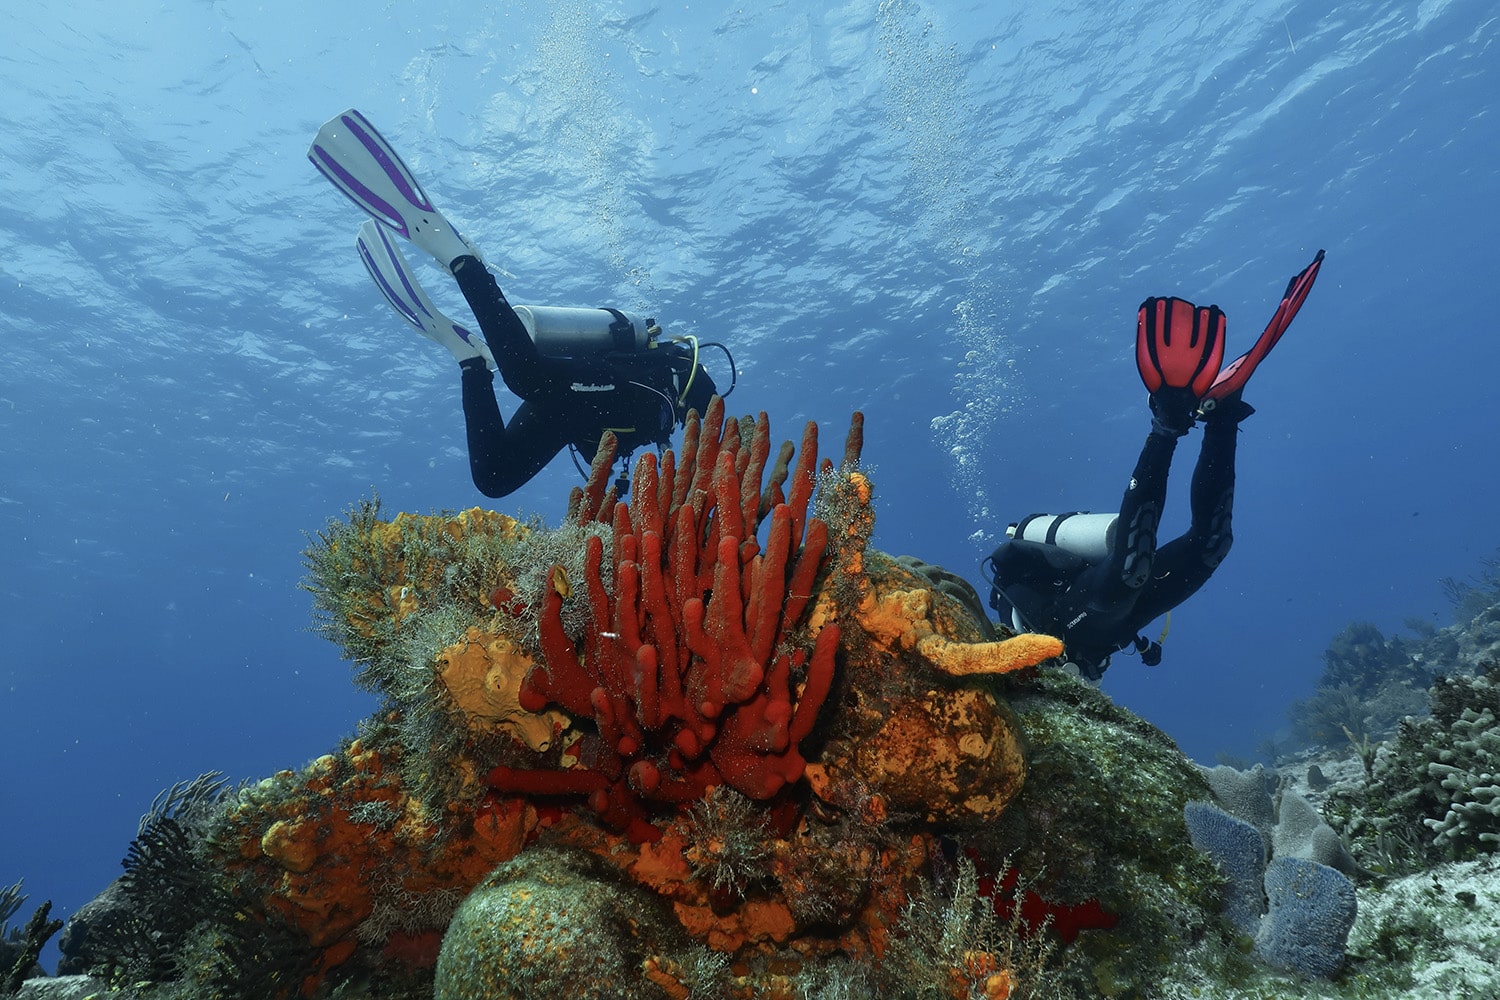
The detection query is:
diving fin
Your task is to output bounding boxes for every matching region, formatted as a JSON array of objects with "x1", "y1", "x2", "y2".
[
  {"x1": 1201, "y1": 249, "x2": 1326, "y2": 405},
  {"x1": 1136, "y1": 296, "x2": 1226, "y2": 398},
  {"x1": 309, "y1": 109, "x2": 477, "y2": 267},
  {"x1": 357, "y1": 221, "x2": 496, "y2": 369}
]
